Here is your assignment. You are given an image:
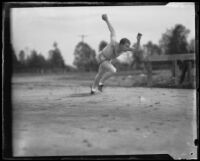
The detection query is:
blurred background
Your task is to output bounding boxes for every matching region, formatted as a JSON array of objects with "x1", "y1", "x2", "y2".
[
  {"x1": 10, "y1": 2, "x2": 196, "y2": 88},
  {"x1": 7, "y1": 3, "x2": 197, "y2": 158}
]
